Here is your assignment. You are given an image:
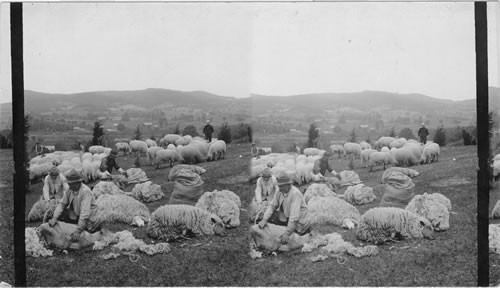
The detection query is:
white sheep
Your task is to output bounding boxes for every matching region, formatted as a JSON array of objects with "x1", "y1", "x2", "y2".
[
  {"x1": 91, "y1": 194, "x2": 151, "y2": 227},
  {"x1": 304, "y1": 147, "x2": 324, "y2": 156},
  {"x1": 367, "y1": 151, "x2": 396, "y2": 172},
  {"x1": 356, "y1": 207, "x2": 435, "y2": 244},
  {"x1": 129, "y1": 140, "x2": 148, "y2": 156},
  {"x1": 91, "y1": 181, "x2": 125, "y2": 199},
  {"x1": 249, "y1": 223, "x2": 313, "y2": 252},
  {"x1": 177, "y1": 144, "x2": 205, "y2": 164},
  {"x1": 147, "y1": 204, "x2": 227, "y2": 241},
  {"x1": 403, "y1": 142, "x2": 424, "y2": 162},
  {"x1": 27, "y1": 199, "x2": 58, "y2": 222},
  {"x1": 89, "y1": 145, "x2": 106, "y2": 154},
  {"x1": 38, "y1": 221, "x2": 105, "y2": 250},
  {"x1": 303, "y1": 183, "x2": 338, "y2": 204},
  {"x1": 145, "y1": 139, "x2": 158, "y2": 148},
  {"x1": 405, "y1": 193, "x2": 451, "y2": 231},
  {"x1": 420, "y1": 143, "x2": 440, "y2": 164},
  {"x1": 341, "y1": 184, "x2": 377, "y2": 205},
  {"x1": 195, "y1": 190, "x2": 241, "y2": 228},
  {"x1": 376, "y1": 137, "x2": 396, "y2": 149},
  {"x1": 115, "y1": 142, "x2": 130, "y2": 156},
  {"x1": 175, "y1": 135, "x2": 193, "y2": 146},
  {"x1": 160, "y1": 134, "x2": 182, "y2": 147},
  {"x1": 189, "y1": 140, "x2": 210, "y2": 157},
  {"x1": 329, "y1": 144, "x2": 345, "y2": 158},
  {"x1": 492, "y1": 200, "x2": 500, "y2": 218},
  {"x1": 154, "y1": 149, "x2": 183, "y2": 168},
  {"x1": 359, "y1": 141, "x2": 372, "y2": 150},
  {"x1": 389, "y1": 138, "x2": 407, "y2": 149},
  {"x1": 361, "y1": 149, "x2": 377, "y2": 167},
  {"x1": 207, "y1": 140, "x2": 227, "y2": 161},
  {"x1": 146, "y1": 146, "x2": 163, "y2": 165},
  {"x1": 390, "y1": 147, "x2": 419, "y2": 167},
  {"x1": 307, "y1": 196, "x2": 361, "y2": 229},
  {"x1": 380, "y1": 146, "x2": 390, "y2": 152},
  {"x1": 343, "y1": 142, "x2": 362, "y2": 159}
]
